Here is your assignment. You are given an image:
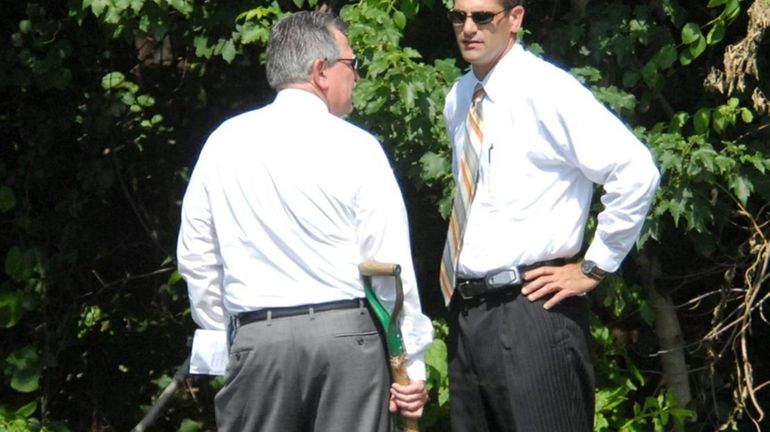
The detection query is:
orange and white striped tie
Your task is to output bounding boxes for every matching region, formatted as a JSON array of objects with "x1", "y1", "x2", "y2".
[{"x1": 439, "y1": 83, "x2": 485, "y2": 306}]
